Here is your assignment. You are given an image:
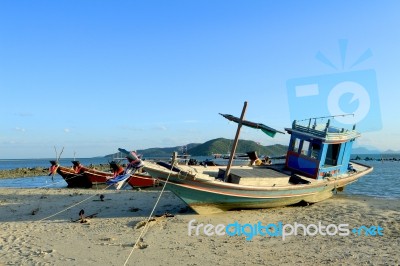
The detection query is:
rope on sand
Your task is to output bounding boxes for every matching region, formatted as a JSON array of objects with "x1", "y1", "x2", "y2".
[
  {"x1": 32, "y1": 172, "x2": 92, "y2": 216},
  {"x1": 123, "y1": 164, "x2": 174, "y2": 266},
  {"x1": 37, "y1": 184, "x2": 114, "y2": 222}
]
